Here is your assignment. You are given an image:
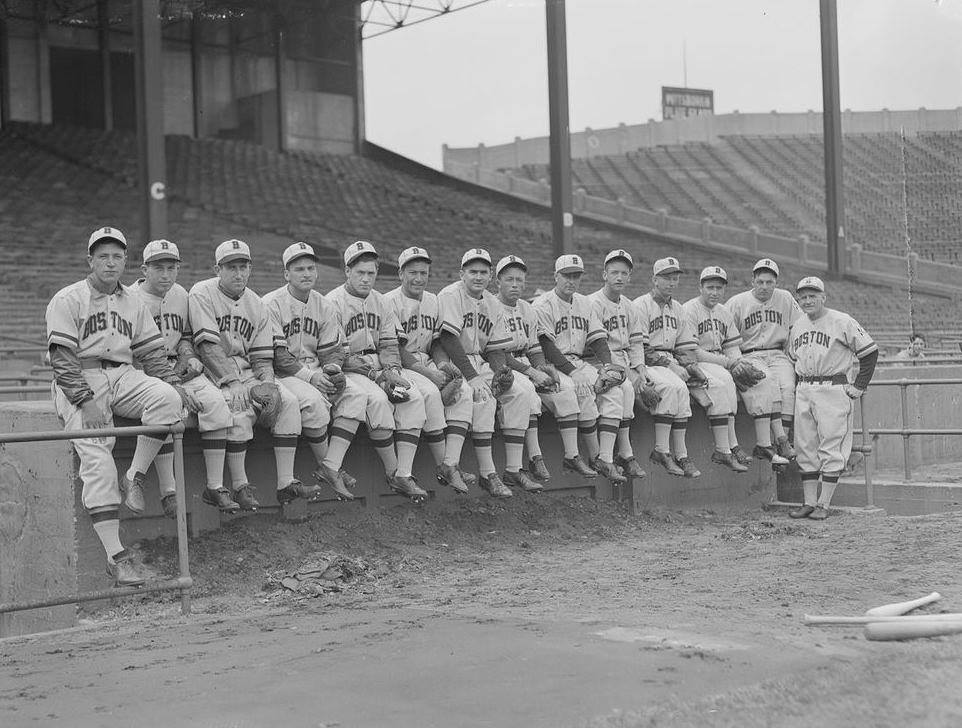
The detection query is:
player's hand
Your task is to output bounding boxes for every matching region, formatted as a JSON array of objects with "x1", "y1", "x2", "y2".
[
  {"x1": 80, "y1": 399, "x2": 110, "y2": 442},
  {"x1": 667, "y1": 360, "x2": 690, "y2": 381},
  {"x1": 468, "y1": 375, "x2": 493, "y2": 403},
  {"x1": 527, "y1": 367, "x2": 554, "y2": 390},
  {"x1": 424, "y1": 368, "x2": 447, "y2": 389},
  {"x1": 571, "y1": 367, "x2": 595, "y2": 398},
  {"x1": 186, "y1": 357, "x2": 204, "y2": 374},
  {"x1": 381, "y1": 367, "x2": 411, "y2": 390},
  {"x1": 309, "y1": 370, "x2": 336, "y2": 394},
  {"x1": 223, "y1": 381, "x2": 250, "y2": 412},
  {"x1": 174, "y1": 384, "x2": 203, "y2": 414},
  {"x1": 843, "y1": 384, "x2": 865, "y2": 400}
]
